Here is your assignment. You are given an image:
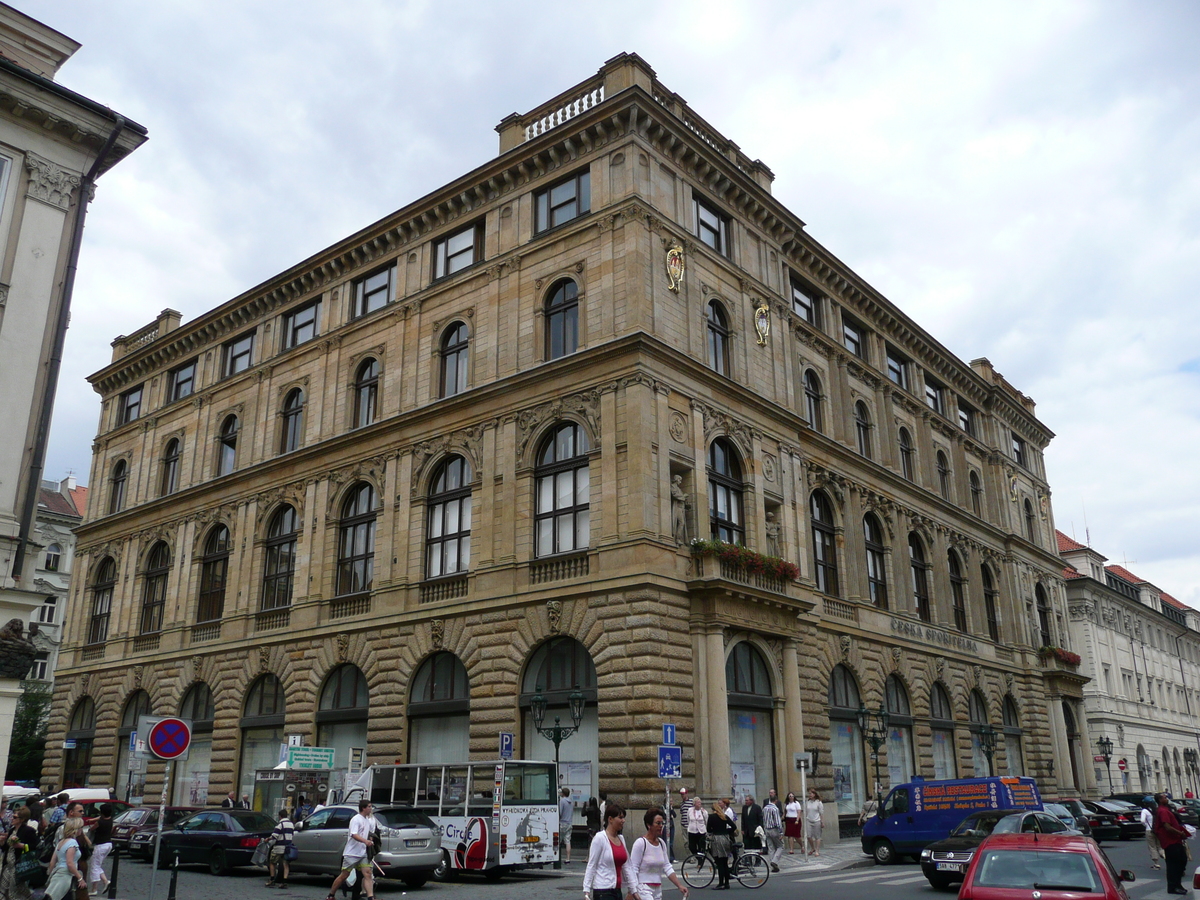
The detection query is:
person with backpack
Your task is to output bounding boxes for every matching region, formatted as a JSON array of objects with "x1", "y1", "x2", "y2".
[
  {"x1": 267, "y1": 808, "x2": 295, "y2": 888},
  {"x1": 627, "y1": 807, "x2": 688, "y2": 900}
]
